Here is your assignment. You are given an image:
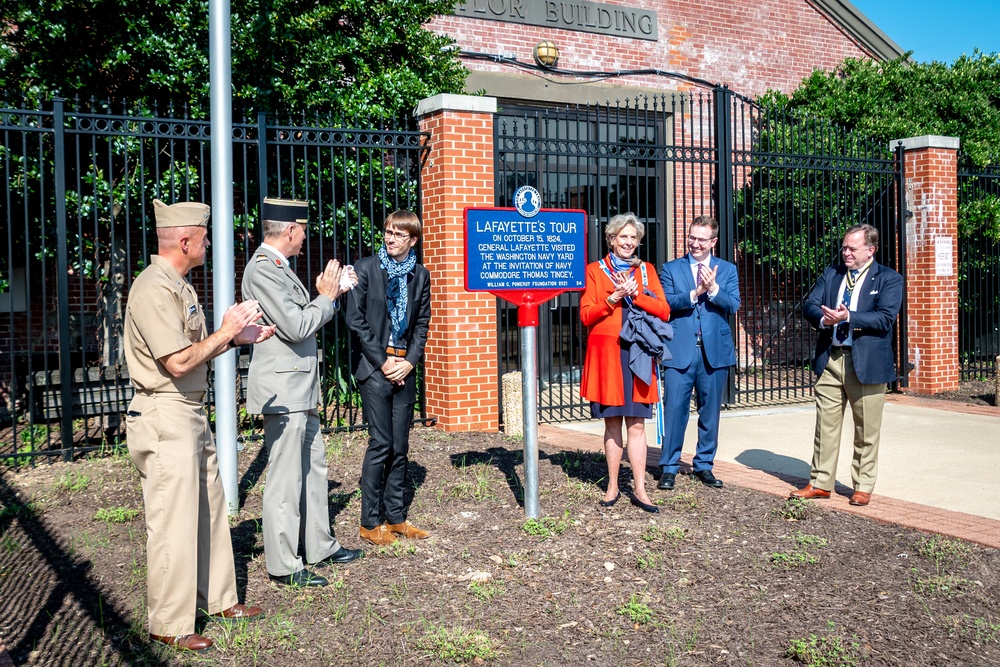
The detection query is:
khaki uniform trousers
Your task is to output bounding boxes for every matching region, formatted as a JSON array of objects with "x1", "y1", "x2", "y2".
[
  {"x1": 262, "y1": 409, "x2": 340, "y2": 577},
  {"x1": 810, "y1": 347, "x2": 886, "y2": 494},
  {"x1": 126, "y1": 392, "x2": 238, "y2": 636}
]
